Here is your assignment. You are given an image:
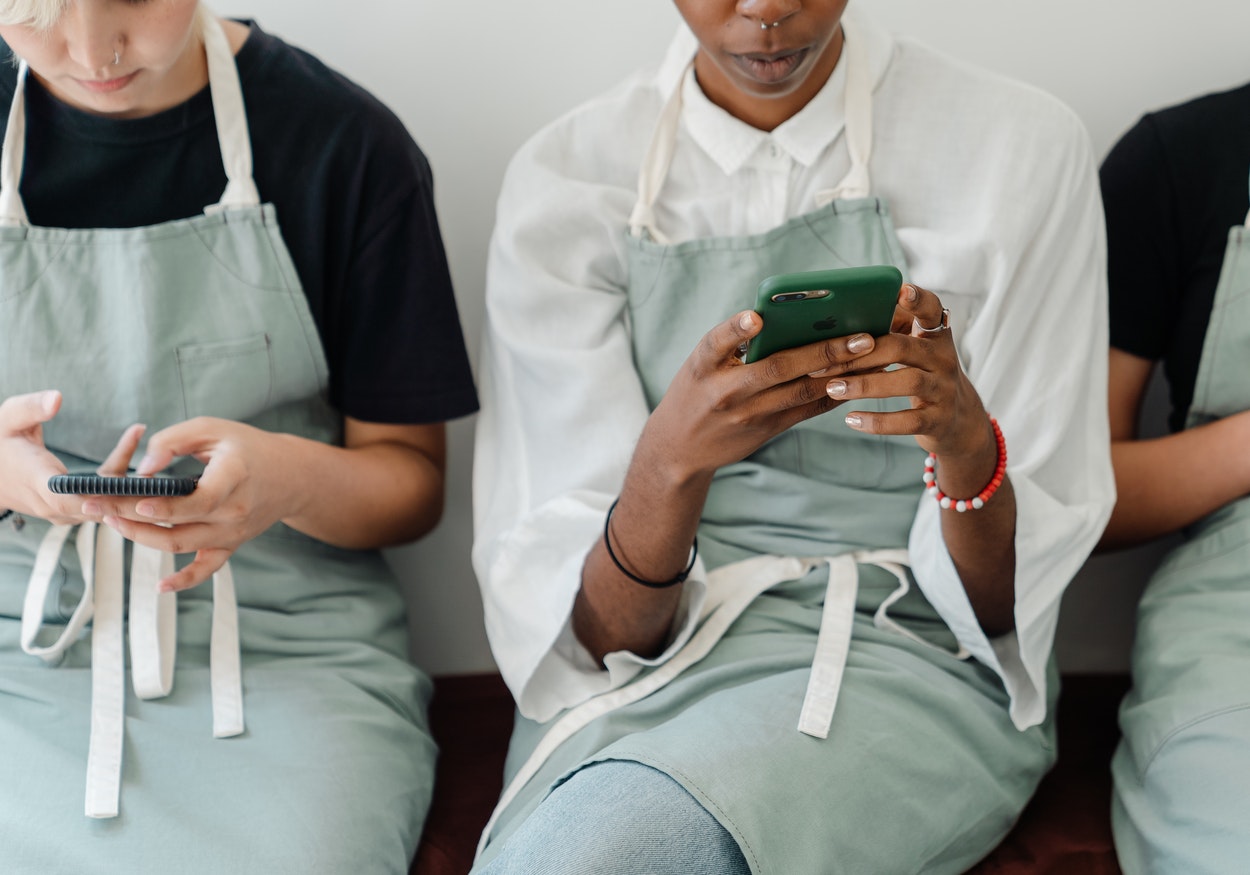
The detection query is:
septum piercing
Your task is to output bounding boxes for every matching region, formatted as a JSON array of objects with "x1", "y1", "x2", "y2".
[{"x1": 760, "y1": 20, "x2": 781, "y2": 29}]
